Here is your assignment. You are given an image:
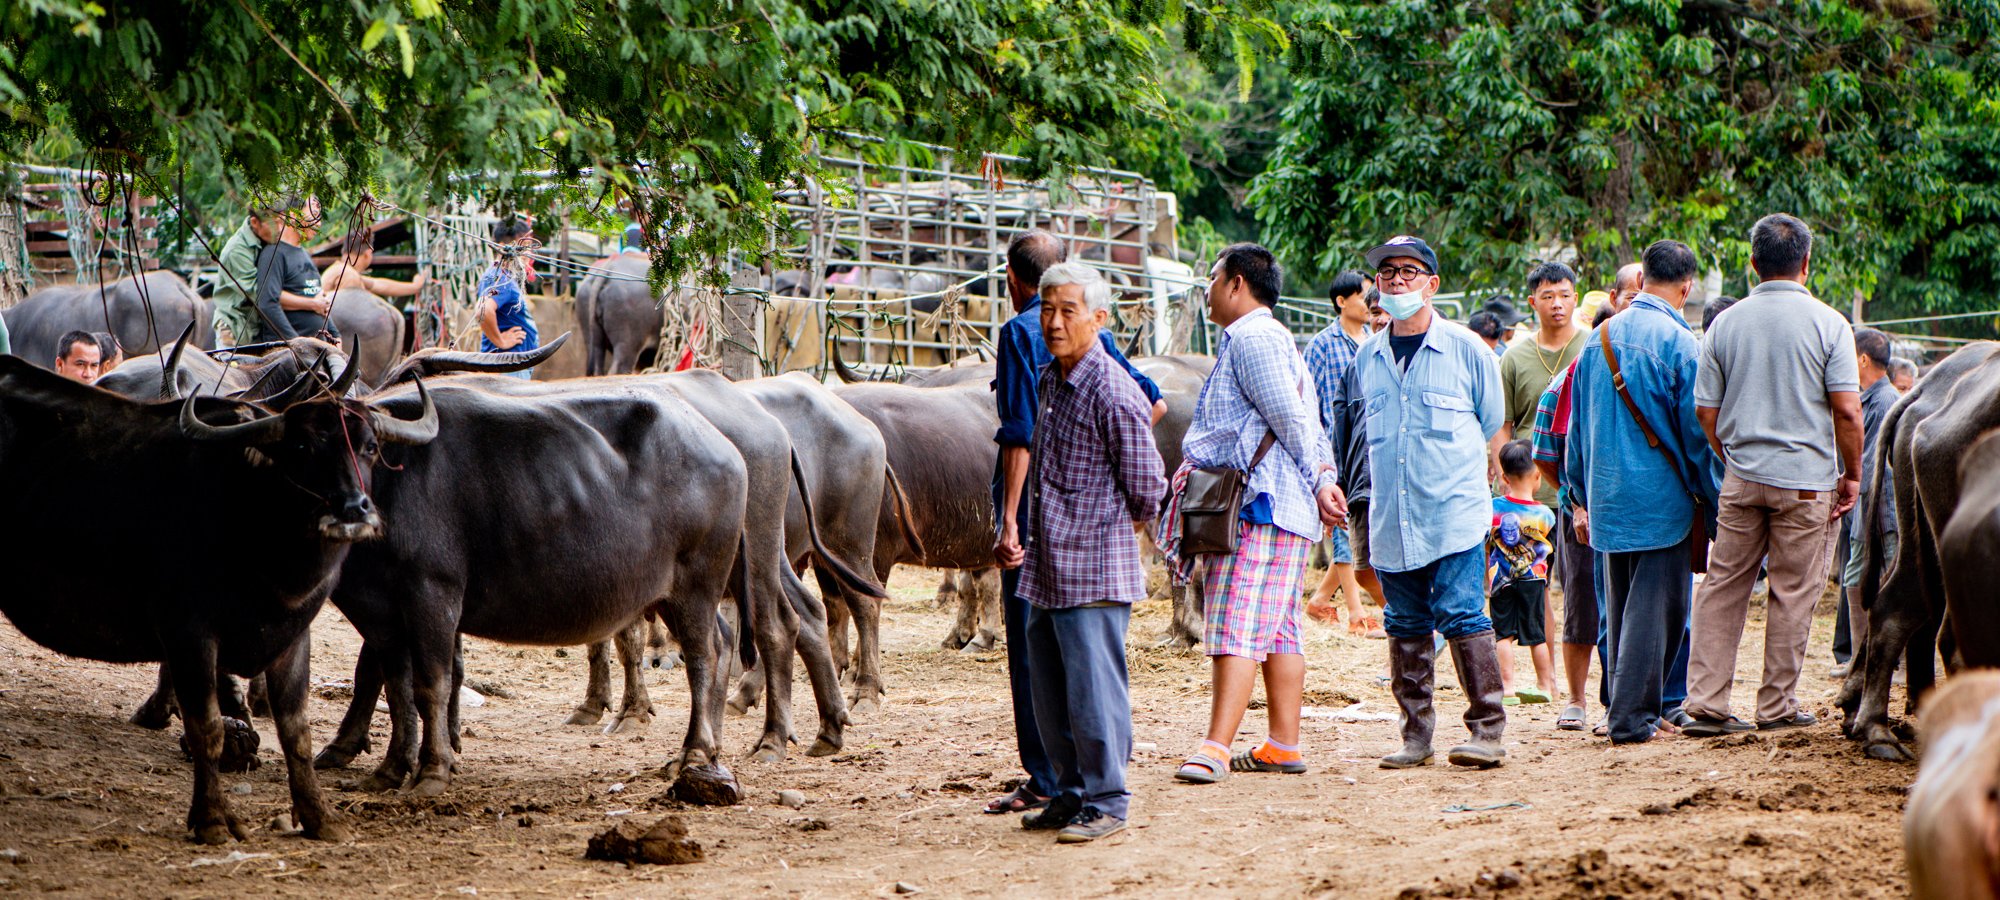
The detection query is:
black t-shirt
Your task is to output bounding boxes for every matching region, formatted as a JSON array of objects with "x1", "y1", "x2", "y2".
[
  {"x1": 253, "y1": 242, "x2": 329, "y2": 342},
  {"x1": 1390, "y1": 331, "x2": 1424, "y2": 370}
]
